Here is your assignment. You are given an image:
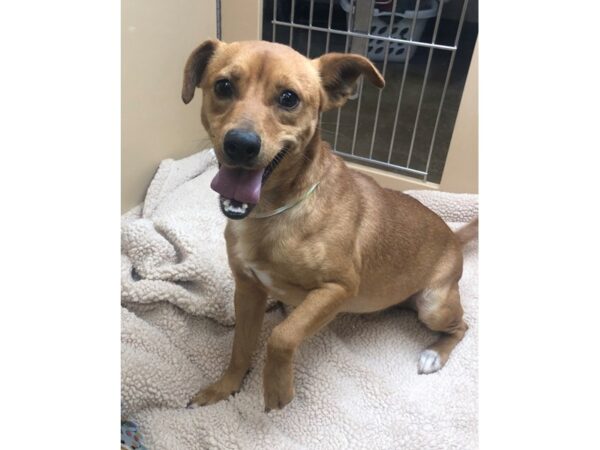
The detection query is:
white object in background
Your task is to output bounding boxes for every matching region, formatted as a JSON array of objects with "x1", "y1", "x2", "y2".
[{"x1": 339, "y1": 0, "x2": 444, "y2": 62}]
